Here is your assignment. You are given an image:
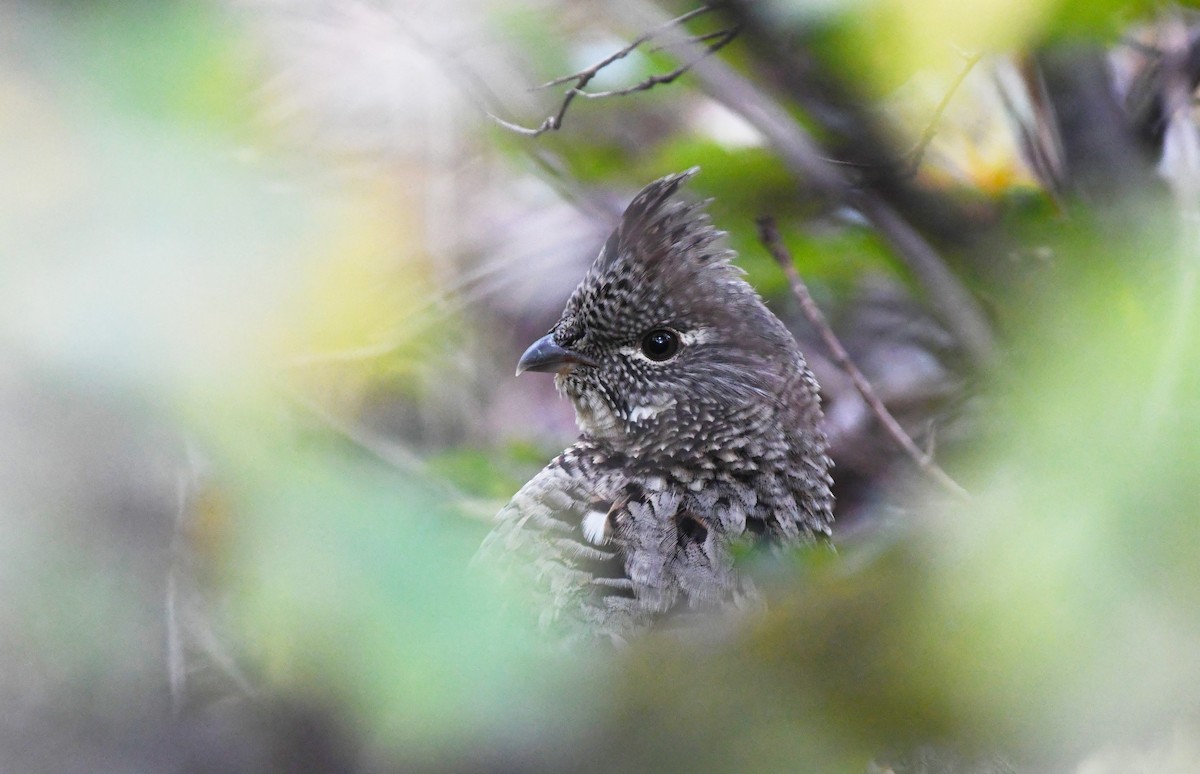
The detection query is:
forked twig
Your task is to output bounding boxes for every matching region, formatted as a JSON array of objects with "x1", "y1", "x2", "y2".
[
  {"x1": 611, "y1": 0, "x2": 995, "y2": 367},
  {"x1": 645, "y1": 28, "x2": 738, "y2": 55},
  {"x1": 756, "y1": 217, "x2": 971, "y2": 501},
  {"x1": 535, "y1": 6, "x2": 712, "y2": 88},
  {"x1": 490, "y1": 5, "x2": 739, "y2": 137}
]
